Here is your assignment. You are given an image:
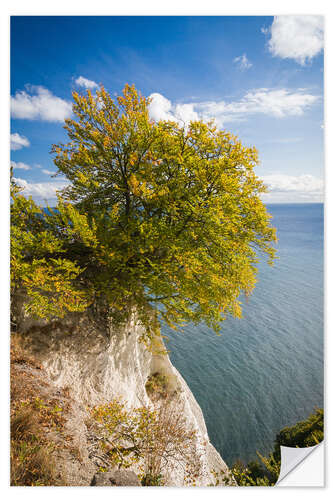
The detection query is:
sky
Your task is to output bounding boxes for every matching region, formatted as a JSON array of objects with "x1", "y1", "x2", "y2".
[{"x1": 10, "y1": 15, "x2": 324, "y2": 204}]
